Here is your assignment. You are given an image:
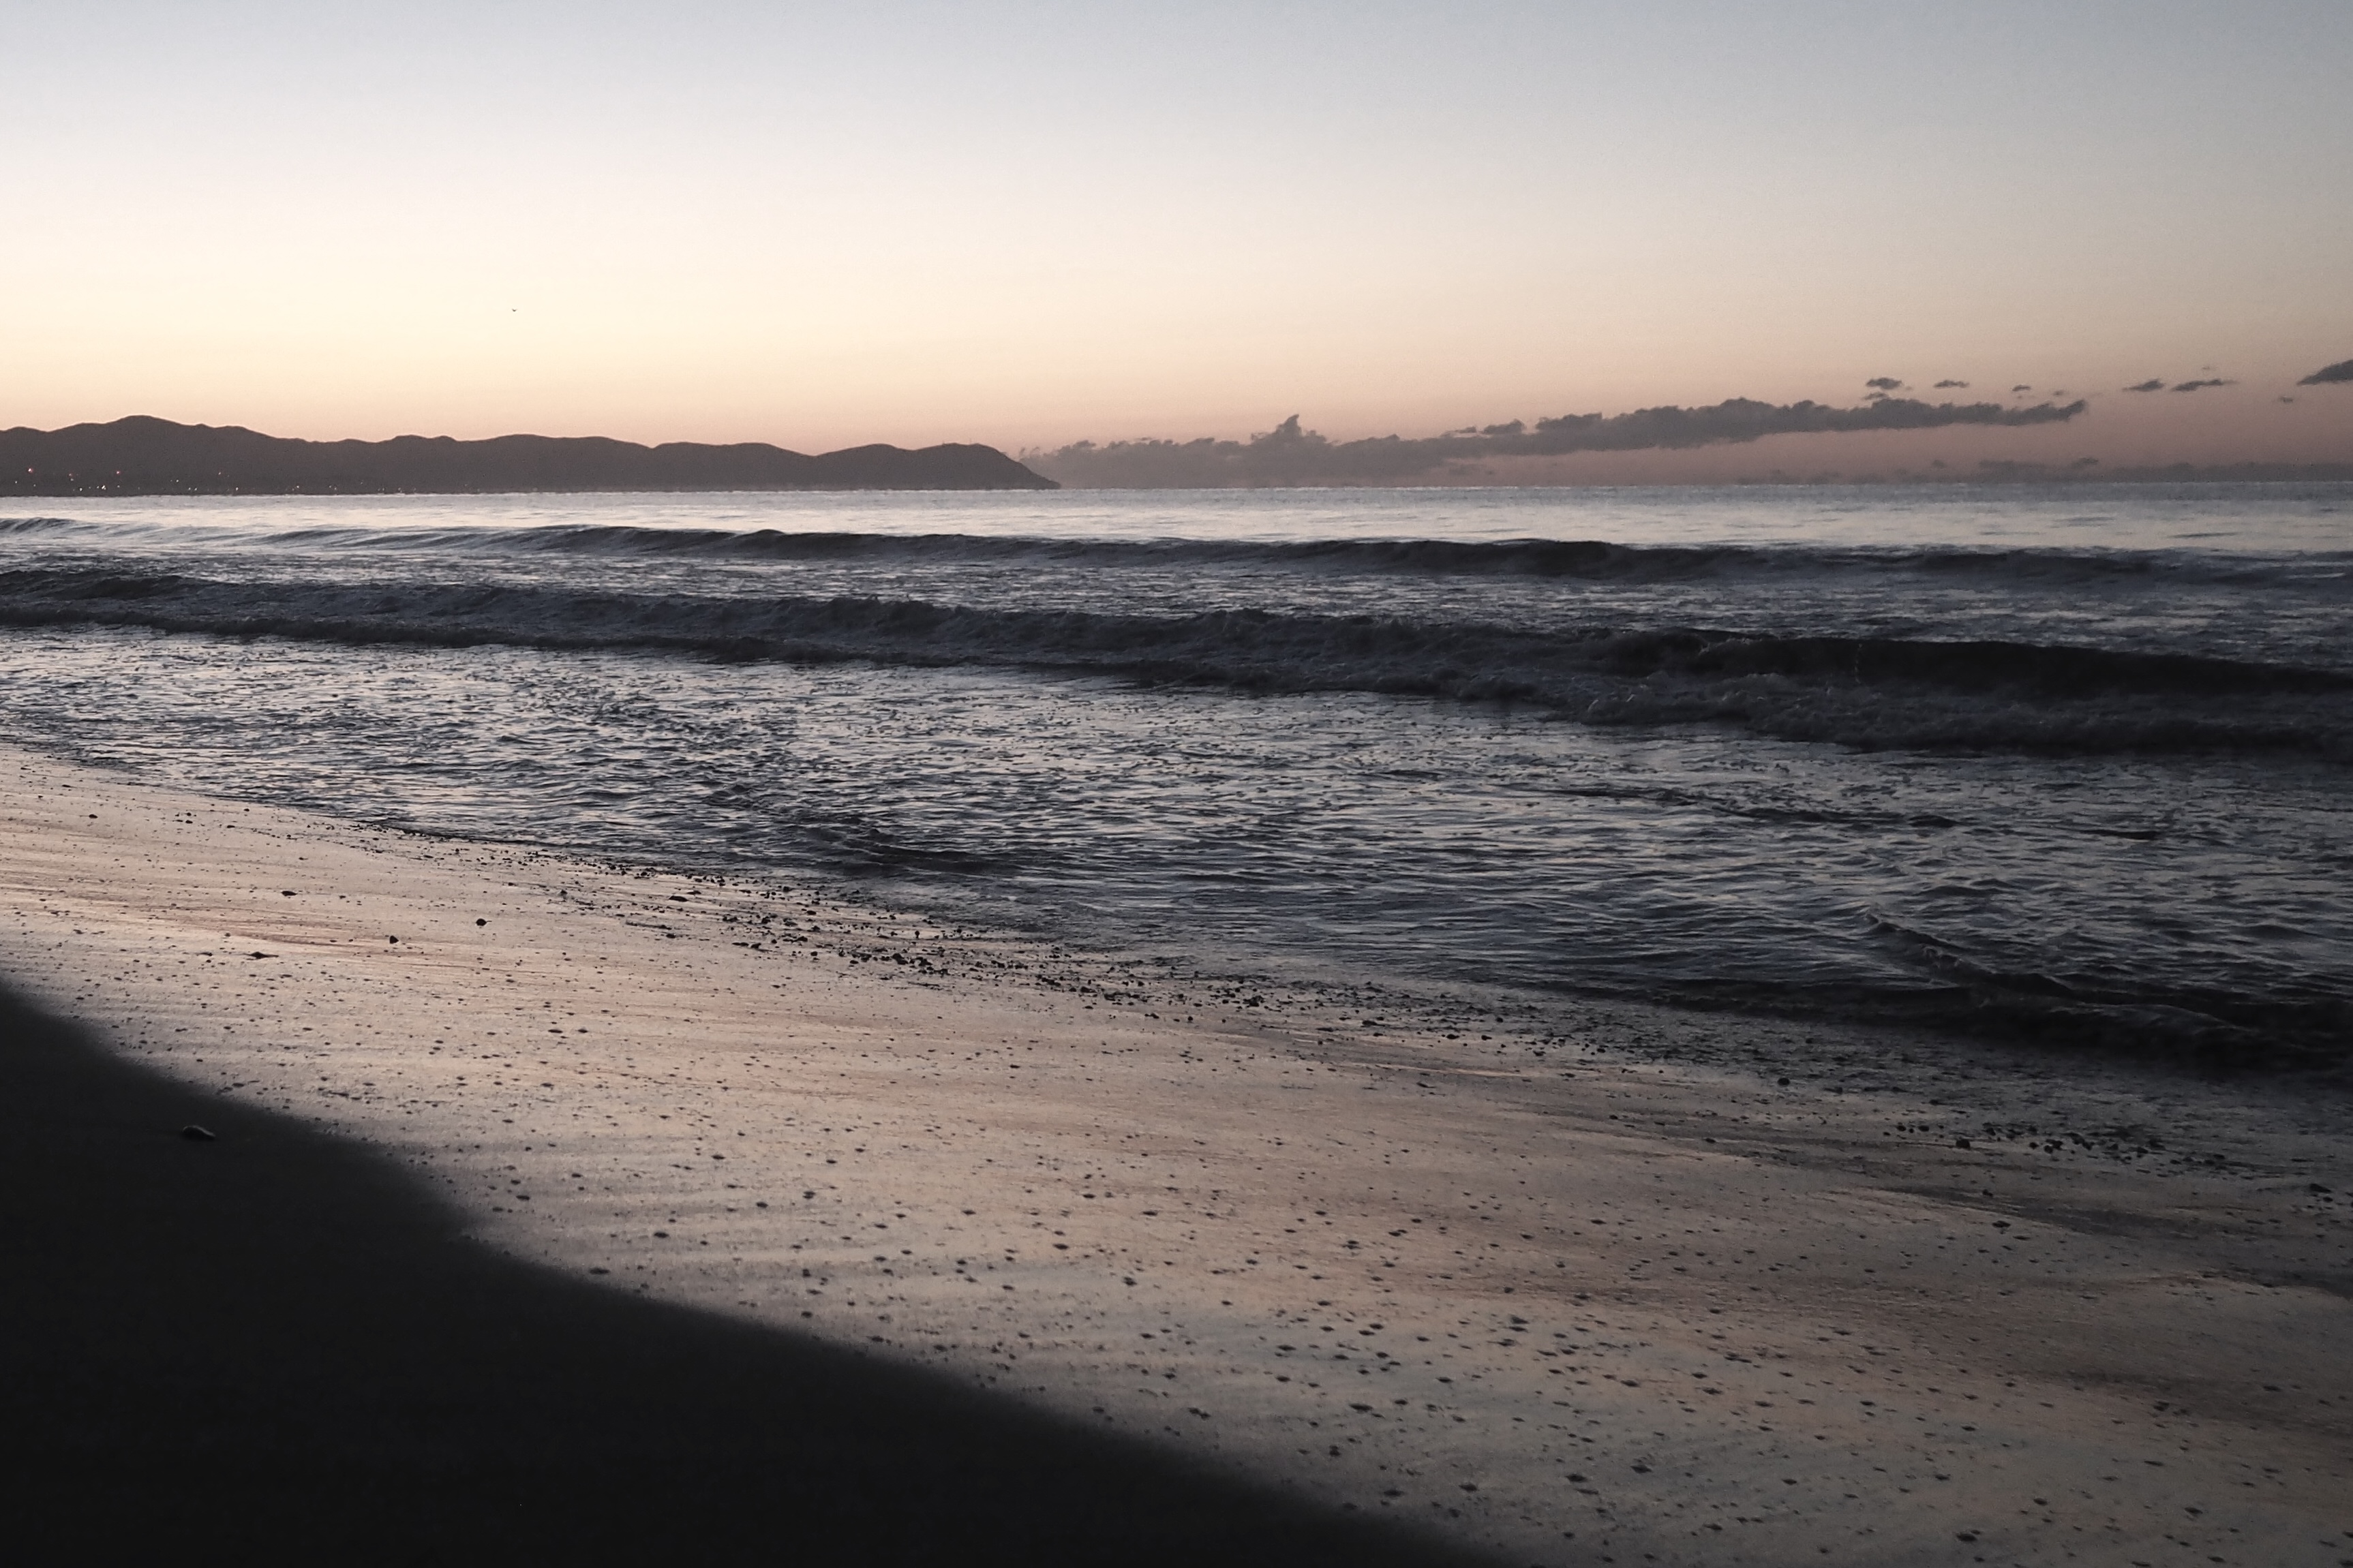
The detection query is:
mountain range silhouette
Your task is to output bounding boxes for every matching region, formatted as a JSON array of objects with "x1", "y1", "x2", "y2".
[{"x1": 0, "y1": 416, "x2": 1056, "y2": 495}]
